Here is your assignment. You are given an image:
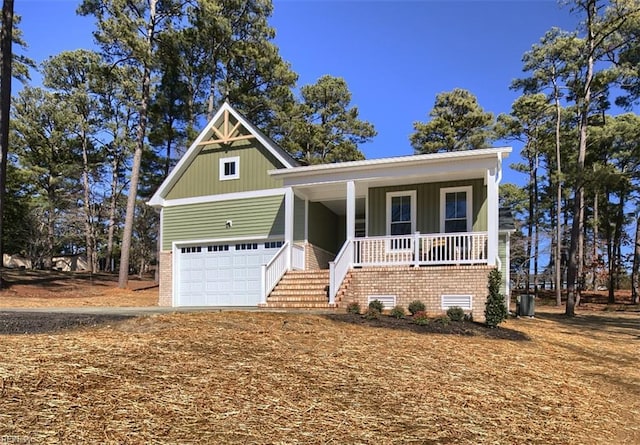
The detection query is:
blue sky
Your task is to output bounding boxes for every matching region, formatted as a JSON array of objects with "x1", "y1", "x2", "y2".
[{"x1": 15, "y1": 0, "x2": 583, "y2": 185}]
